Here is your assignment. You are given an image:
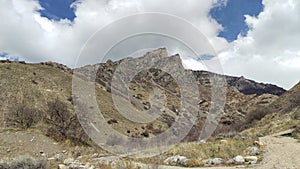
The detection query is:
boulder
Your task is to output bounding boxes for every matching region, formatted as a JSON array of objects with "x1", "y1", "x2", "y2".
[
  {"x1": 244, "y1": 156, "x2": 258, "y2": 164},
  {"x1": 165, "y1": 155, "x2": 188, "y2": 166},
  {"x1": 233, "y1": 155, "x2": 245, "y2": 164},
  {"x1": 245, "y1": 146, "x2": 260, "y2": 155},
  {"x1": 211, "y1": 158, "x2": 224, "y2": 165},
  {"x1": 63, "y1": 158, "x2": 74, "y2": 165},
  {"x1": 58, "y1": 164, "x2": 68, "y2": 169}
]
